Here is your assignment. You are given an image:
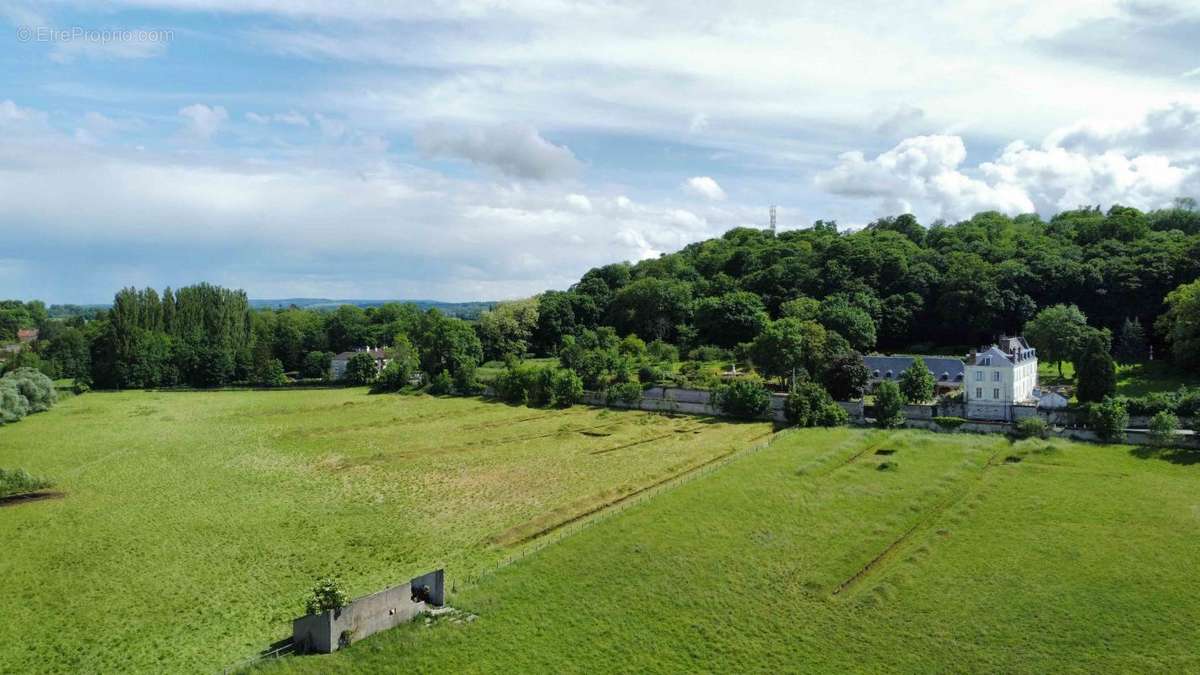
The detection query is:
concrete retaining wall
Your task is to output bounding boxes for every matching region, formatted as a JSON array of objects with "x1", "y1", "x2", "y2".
[{"x1": 293, "y1": 570, "x2": 444, "y2": 654}]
